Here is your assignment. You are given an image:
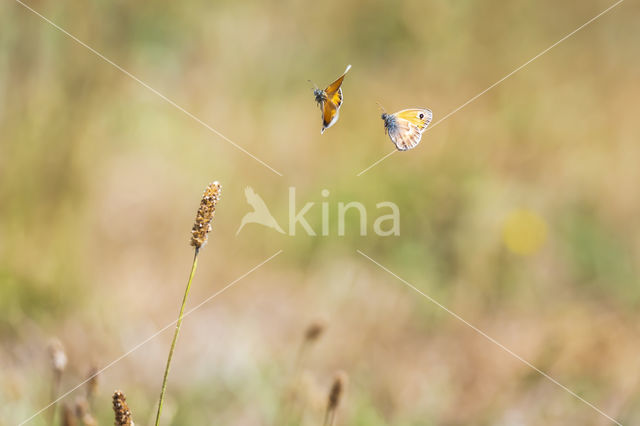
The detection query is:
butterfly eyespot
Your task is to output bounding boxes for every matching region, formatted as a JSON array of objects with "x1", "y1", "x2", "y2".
[{"x1": 419, "y1": 113, "x2": 424, "y2": 119}]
